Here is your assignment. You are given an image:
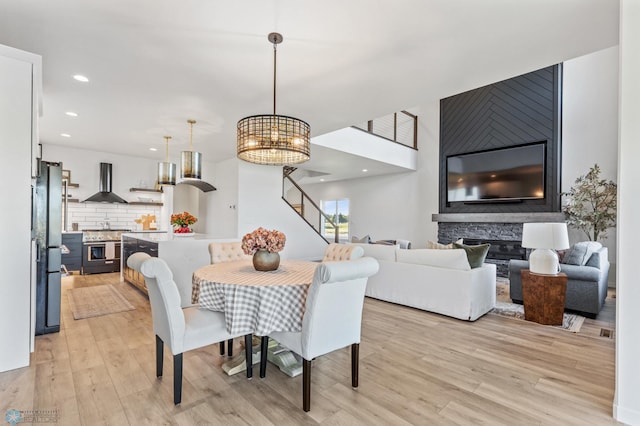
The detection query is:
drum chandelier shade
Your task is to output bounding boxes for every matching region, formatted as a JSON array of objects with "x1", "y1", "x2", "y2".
[
  {"x1": 158, "y1": 135, "x2": 176, "y2": 186},
  {"x1": 181, "y1": 119, "x2": 202, "y2": 179},
  {"x1": 237, "y1": 32, "x2": 310, "y2": 166}
]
